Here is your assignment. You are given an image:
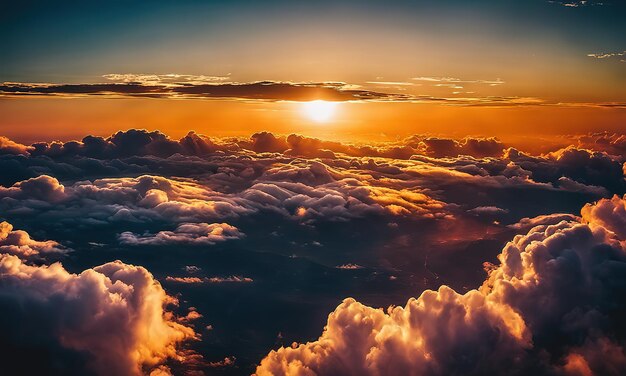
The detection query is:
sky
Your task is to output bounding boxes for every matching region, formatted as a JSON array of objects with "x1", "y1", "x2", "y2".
[
  {"x1": 1, "y1": 2, "x2": 626, "y2": 376},
  {"x1": 1, "y1": 0, "x2": 625, "y2": 142}
]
